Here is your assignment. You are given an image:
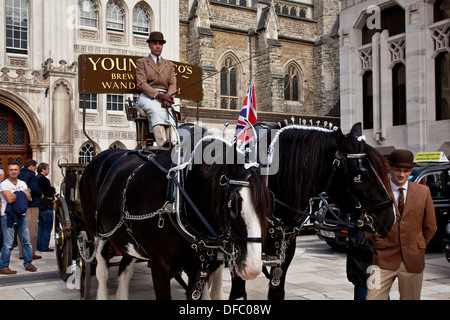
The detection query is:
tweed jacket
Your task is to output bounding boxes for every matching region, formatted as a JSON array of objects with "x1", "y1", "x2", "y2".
[
  {"x1": 136, "y1": 55, "x2": 177, "y2": 99},
  {"x1": 370, "y1": 181, "x2": 437, "y2": 273}
]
